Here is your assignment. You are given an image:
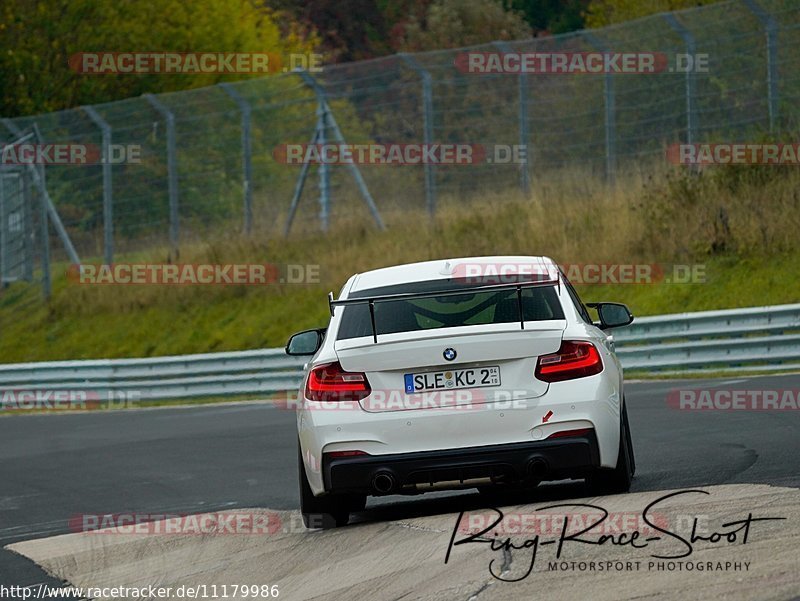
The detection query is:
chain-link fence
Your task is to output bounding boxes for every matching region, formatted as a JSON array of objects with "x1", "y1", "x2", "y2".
[
  {"x1": 1, "y1": 0, "x2": 799, "y2": 284},
  {"x1": 0, "y1": 128, "x2": 55, "y2": 315}
]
